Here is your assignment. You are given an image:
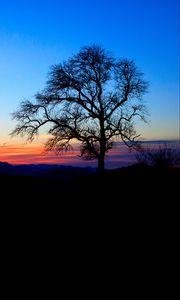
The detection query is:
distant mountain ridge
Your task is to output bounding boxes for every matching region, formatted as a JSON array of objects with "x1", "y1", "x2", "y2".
[
  {"x1": 0, "y1": 161, "x2": 96, "y2": 179},
  {"x1": 0, "y1": 161, "x2": 13, "y2": 171}
]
